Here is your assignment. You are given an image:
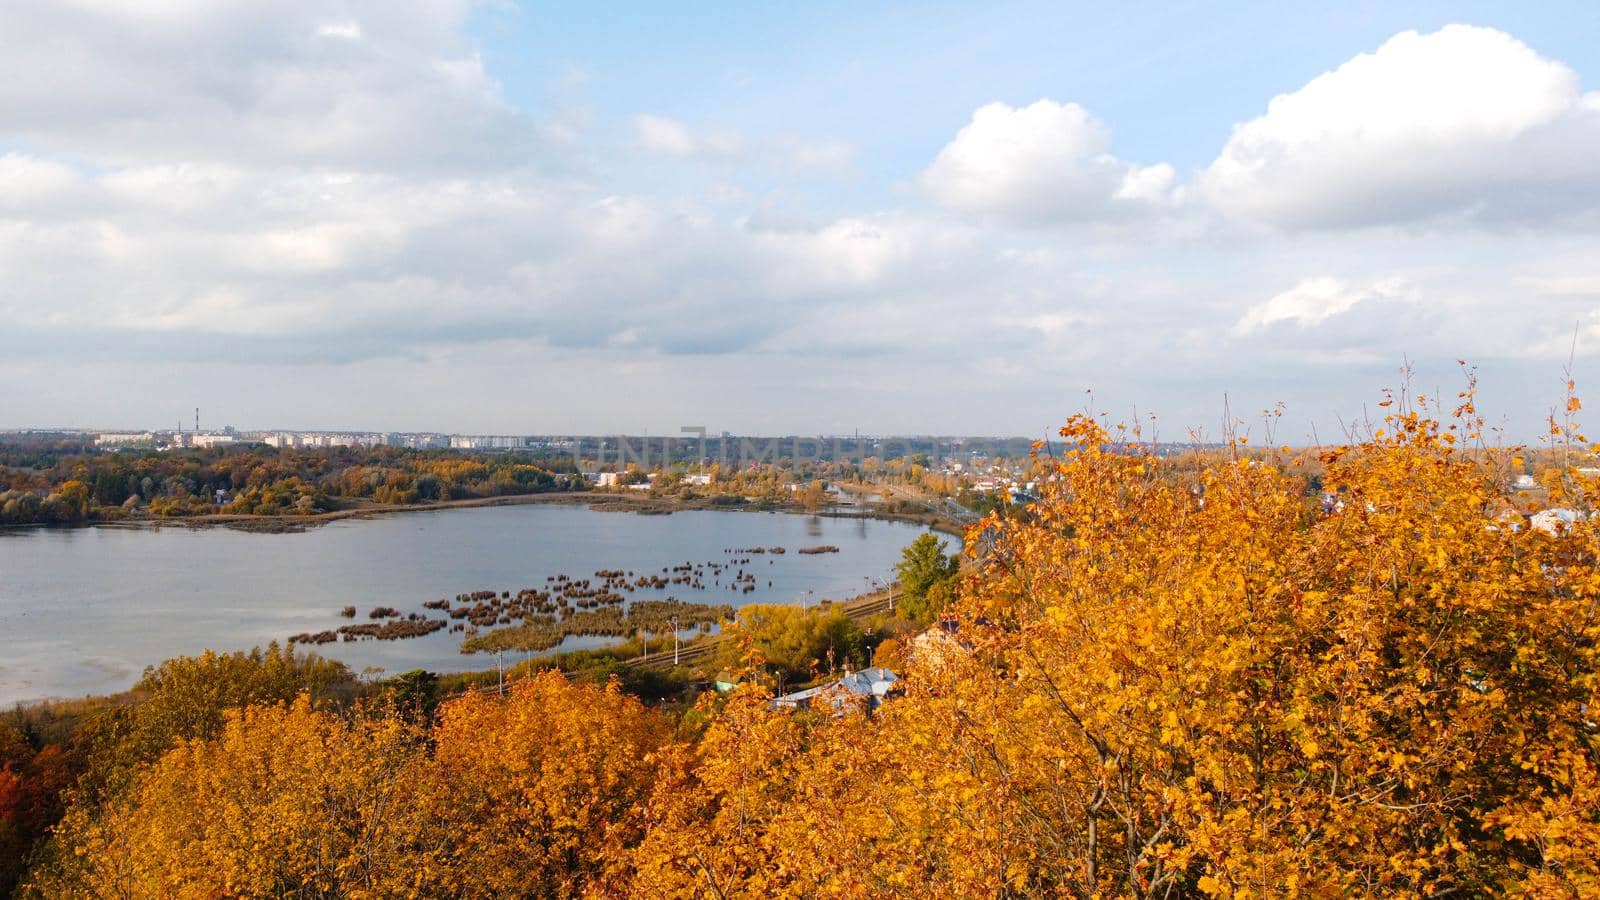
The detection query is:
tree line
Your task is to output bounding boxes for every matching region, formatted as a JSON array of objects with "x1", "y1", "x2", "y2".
[{"x1": 0, "y1": 443, "x2": 586, "y2": 525}]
